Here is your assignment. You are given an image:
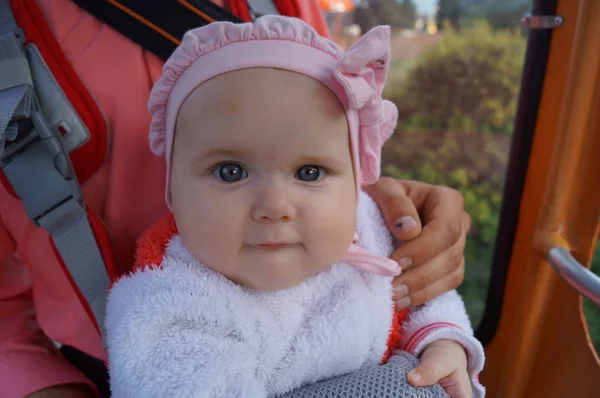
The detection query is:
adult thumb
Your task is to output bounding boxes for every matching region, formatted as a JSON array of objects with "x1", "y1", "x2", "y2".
[{"x1": 364, "y1": 178, "x2": 422, "y2": 241}]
